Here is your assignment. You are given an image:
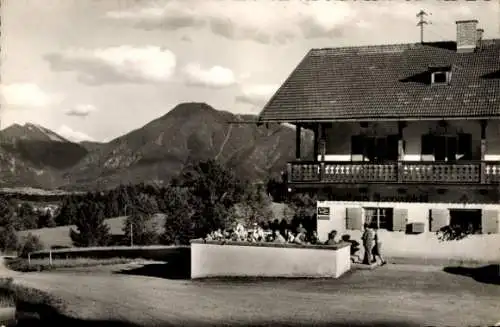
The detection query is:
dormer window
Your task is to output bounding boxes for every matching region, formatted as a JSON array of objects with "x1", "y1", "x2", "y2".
[{"x1": 429, "y1": 65, "x2": 452, "y2": 85}]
